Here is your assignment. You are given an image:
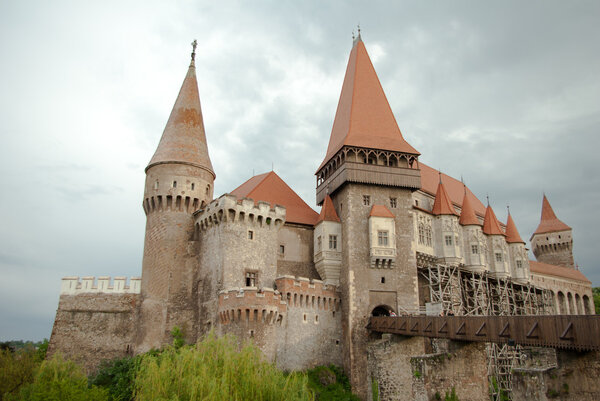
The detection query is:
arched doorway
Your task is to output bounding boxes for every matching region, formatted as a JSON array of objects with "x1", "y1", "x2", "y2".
[{"x1": 371, "y1": 305, "x2": 395, "y2": 317}]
